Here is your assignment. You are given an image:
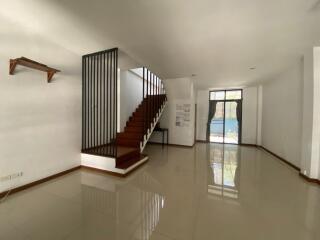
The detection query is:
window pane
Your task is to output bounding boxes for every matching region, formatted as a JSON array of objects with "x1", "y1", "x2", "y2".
[
  {"x1": 226, "y1": 90, "x2": 241, "y2": 100},
  {"x1": 224, "y1": 101, "x2": 239, "y2": 144},
  {"x1": 210, "y1": 102, "x2": 224, "y2": 143},
  {"x1": 210, "y1": 91, "x2": 225, "y2": 100}
]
